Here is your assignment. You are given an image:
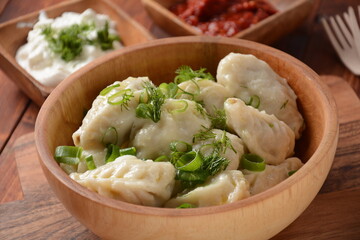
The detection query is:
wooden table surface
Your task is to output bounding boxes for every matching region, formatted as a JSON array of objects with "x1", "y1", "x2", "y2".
[{"x1": 0, "y1": 0, "x2": 359, "y2": 239}]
